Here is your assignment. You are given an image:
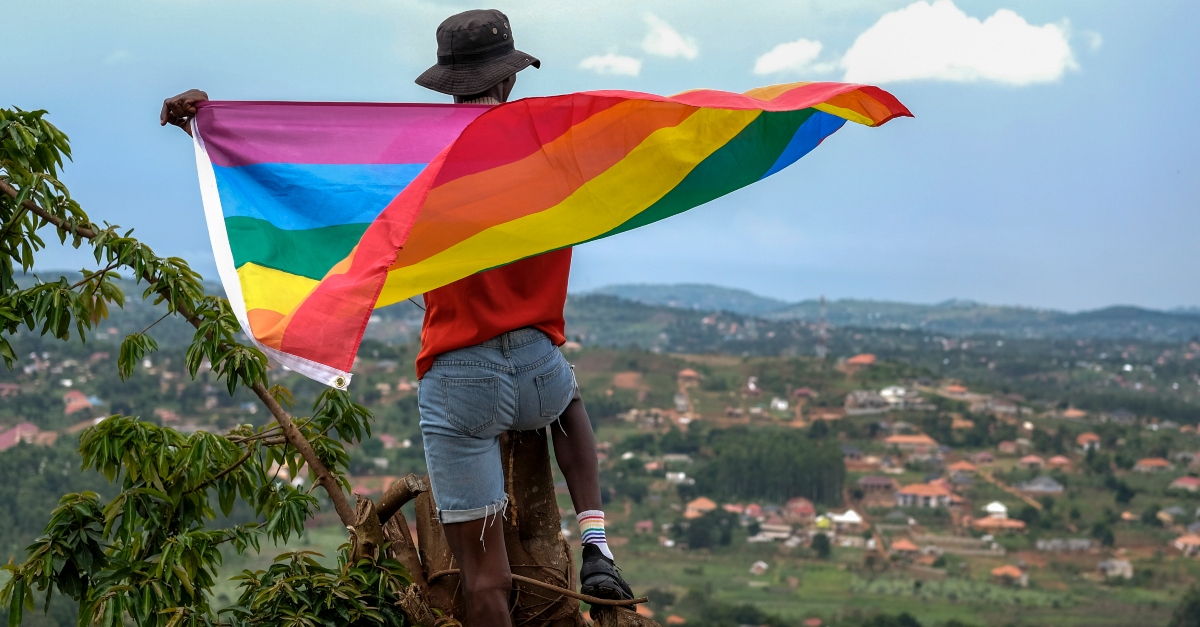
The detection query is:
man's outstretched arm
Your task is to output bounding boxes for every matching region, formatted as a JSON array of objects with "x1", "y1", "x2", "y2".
[{"x1": 160, "y1": 89, "x2": 209, "y2": 136}]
